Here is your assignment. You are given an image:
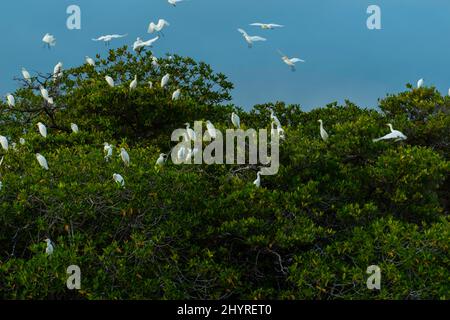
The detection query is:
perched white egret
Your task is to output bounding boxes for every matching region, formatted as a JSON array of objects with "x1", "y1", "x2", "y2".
[
  {"x1": 104, "y1": 143, "x2": 113, "y2": 161},
  {"x1": 278, "y1": 50, "x2": 305, "y2": 71},
  {"x1": 105, "y1": 76, "x2": 115, "y2": 87},
  {"x1": 92, "y1": 34, "x2": 127, "y2": 45},
  {"x1": 36, "y1": 153, "x2": 49, "y2": 170},
  {"x1": 130, "y1": 75, "x2": 138, "y2": 91},
  {"x1": 42, "y1": 33, "x2": 56, "y2": 48},
  {"x1": 161, "y1": 74, "x2": 170, "y2": 88},
  {"x1": 37, "y1": 122, "x2": 47, "y2": 138},
  {"x1": 373, "y1": 123, "x2": 407, "y2": 142},
  {"x1": 237, "y1": 29, "x2": 266, "y2": 48},
  {"x1": 168, "y1": 0, "x2": 184, "y2": 6},
  {"x1": 155, "y1": 153, "x2": 167, "y2": 168},
  {"x1": 270, "y1": 110, "x2": 281, "y2": 128},
  {"x1": 148, "y1": 19, "x2": 170, "y2": 34},
  {"x1": 152, "y1": 56, "x2": 159, "y2": 67},
  {"x1": 85, "y1": 56, "x2": 95, "y2": 66},
  {"x1": 44, "y1": 238, "x2": 54, "y2": 255},
  {"x1": 19, "y1": 138, "x2": 25, "y2": 145},
  {"x1": 120, "y1": 148, "x2": 130, "y2": 166},
  {"x1": 22, "y1": 68, "x2": 31, "y2": 83},
  {"x1": 231, "y1": 112, "x2": 241, "y2": 129},
  {"x1": 53, "y1": 62, "x2": 63, "y2": 80},
  {"x1": 172, "y1": 89, "x2": 181, "y2": 100},
  {"x1": 318, "y1": 119, "x2": 329, "y2": 141},
  {"x1": 253, "y1": 171, "x2": 262, "y2": 188},
  {"x1": 113, "y1": 173, "x2": 125, "y2": 187},
  {"x1": 133, "y1": 36, "x2": 159, "y2": 52},
  {"x1": 417, "y1": 78, "x2": 424, "y2": 88},
  {"x1": 206, "y1": 120, "x2": 217, "y2": 139},
  {"x1": 47, "y1": 97, "x2": 54, "y2": 105},
  {"x1": 0, "y1": 136, "x2": 9, "y2": 151},
  {"x1": 6, "y1": 94, "x2": 15, "y2": 107},
  {"x1": 39, "y1": 86, "x2": 53, "y2": 104},
  {"x1": 71, "y1": 123, "x2": 79, "y2": 133},
  {"x1": 250, "y1": 23, "x2": 284, "y2": 30},
  {"x1": 185, "y1": 123, "x2": 197, "y2": 141}
]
